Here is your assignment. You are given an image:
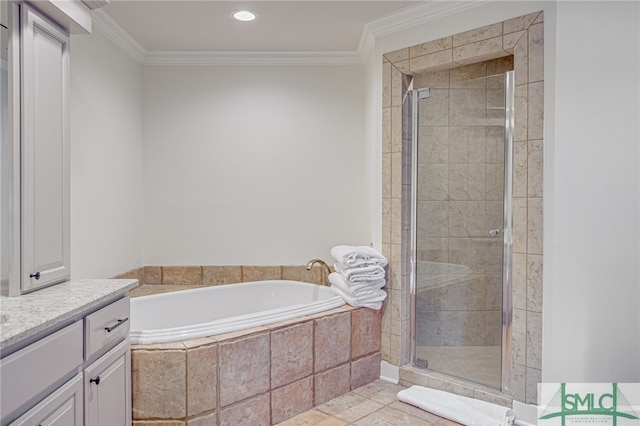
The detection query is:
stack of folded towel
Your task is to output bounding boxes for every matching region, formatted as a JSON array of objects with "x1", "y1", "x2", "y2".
[{"x1": 328, "y1": 245, "x2": 388, "y2": 310}]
